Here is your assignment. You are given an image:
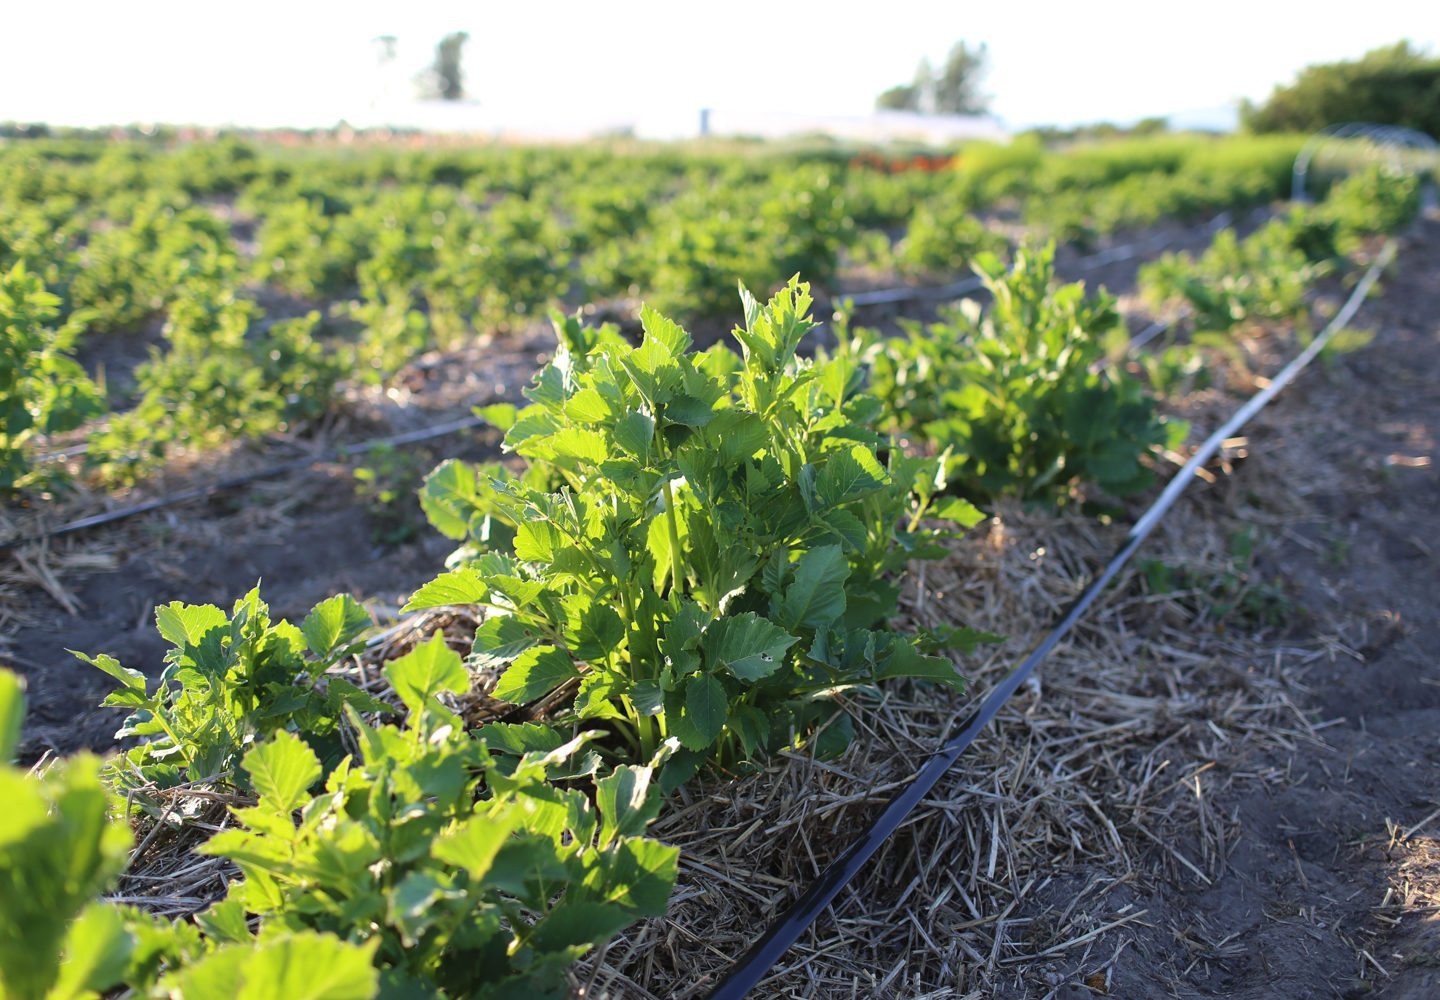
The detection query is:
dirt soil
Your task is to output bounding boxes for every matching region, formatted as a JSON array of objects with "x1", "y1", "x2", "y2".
[{"x1": 1086, "y1": 214, "x2": 1440, "y2": 1000}]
